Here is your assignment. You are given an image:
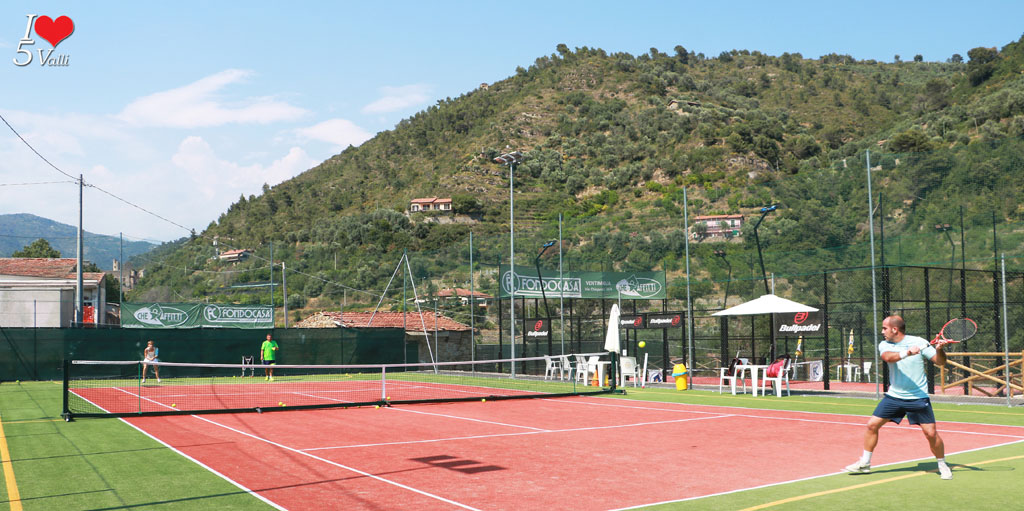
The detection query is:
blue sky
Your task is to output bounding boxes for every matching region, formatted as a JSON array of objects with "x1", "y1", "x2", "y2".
[{"x1": 2, "y1": 1, "x2": 1022, "y2": 243}]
